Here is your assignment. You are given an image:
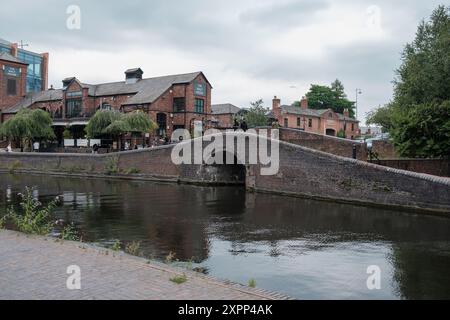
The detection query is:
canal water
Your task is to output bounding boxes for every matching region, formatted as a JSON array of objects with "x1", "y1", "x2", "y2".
[{"x1": 1, "y1": 173, "x2": 450, "y2": 299}]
